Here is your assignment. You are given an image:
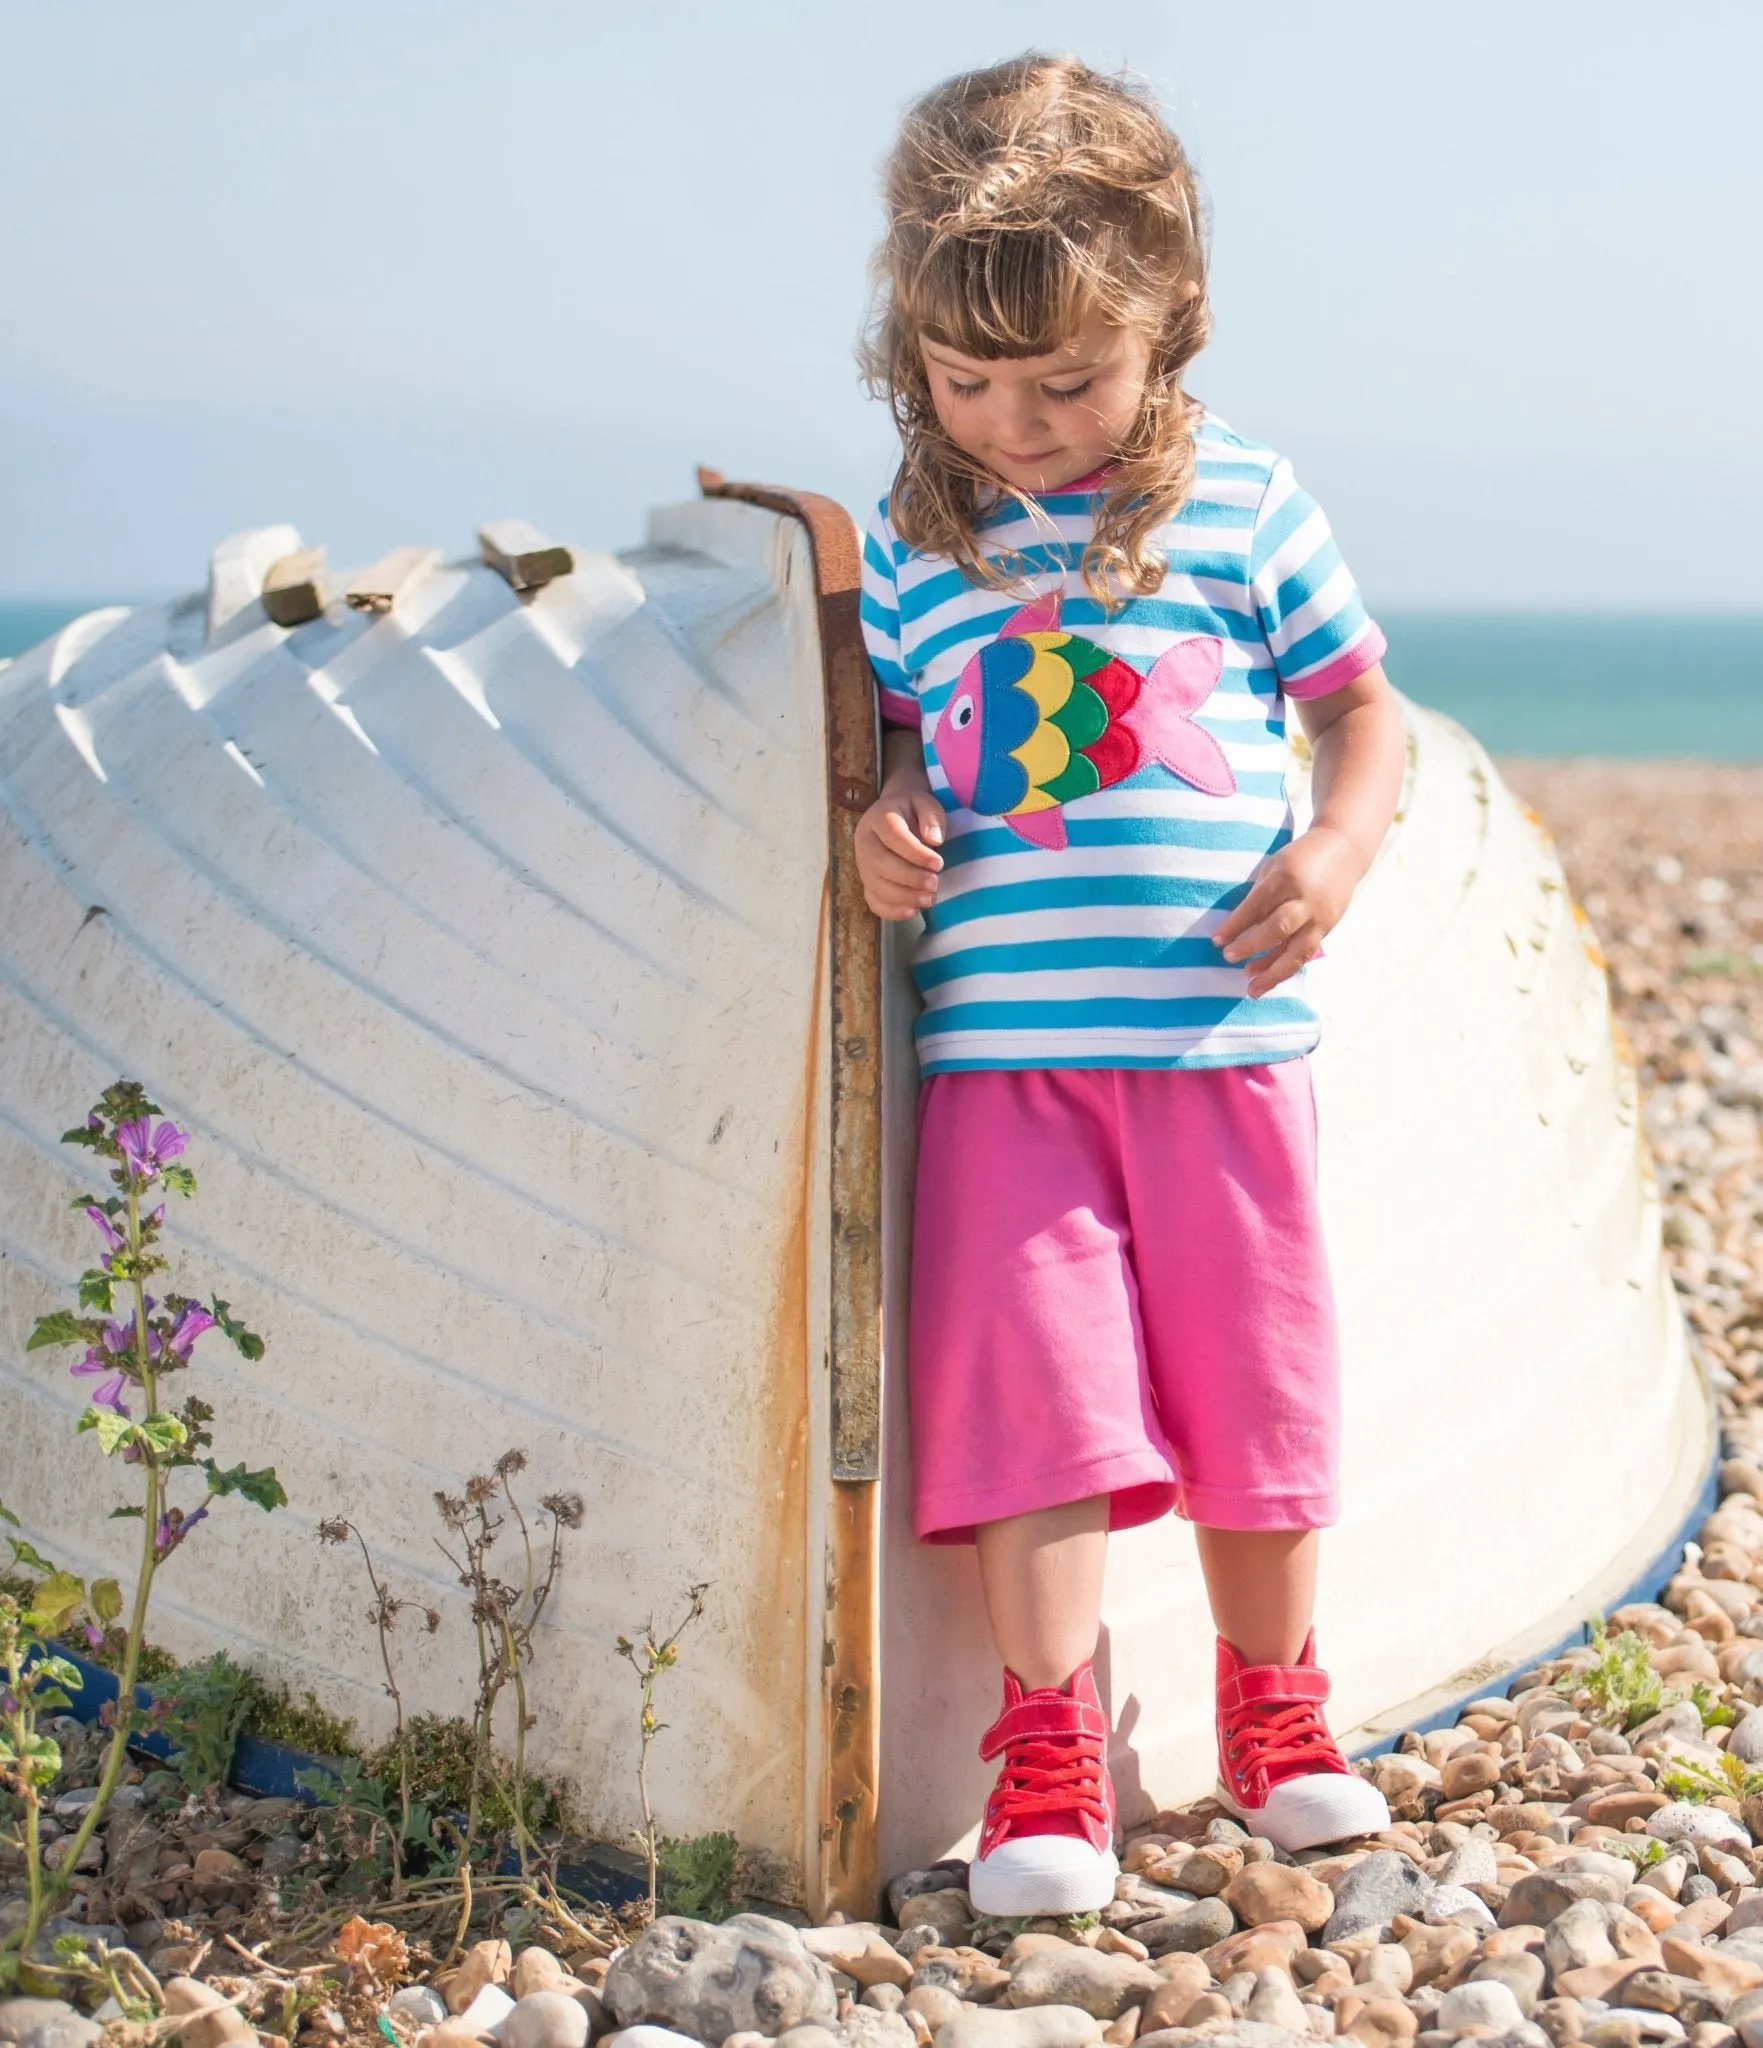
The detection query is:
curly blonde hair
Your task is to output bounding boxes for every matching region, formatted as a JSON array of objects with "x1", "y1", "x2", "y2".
[{"x1": 861, "y1": 53, "x2": 1211, "y2": 605}]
